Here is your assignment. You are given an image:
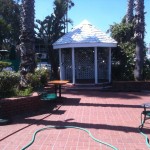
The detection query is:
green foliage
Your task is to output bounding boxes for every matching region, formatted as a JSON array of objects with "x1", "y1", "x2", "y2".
[
  {"x1": 112, "y1": 44, "x2": 135, "y2": 81},
  {"x1": 0, "y1": 68, "x2": 50, "y2": 97},
  {"x1": 13, "y1": 86, "x2": 33, "y2": 97},
  {"x1": 0, "y1": 0, "x2": 21, "y2": 49},
  {"x1": 0, "y1": 61, "x2": 12, "y2": 71},
  {"x1": 0, "y1": 18, "x2": 11, "y2": 49},
  {"x1": 35, "y1": 0, "x2": 75, "y2": 44},
  {"x1": 35, "y1": 69, "x2": 50, "y2": 85},
  {"x1": 143, "y1": 55, "x2": 150, "y2": 80},
  {"x1": 26, "y1": 69, "x2": 50, "y2": 89},
  {"x1": 35, "y1": 0, "x2": 74, "y2": 79},
  {"x1": 110, "y1": 22, "x2": 136, "y2": 81},
  {"x1": 110, "y1": 22, "x2": 134, "y2": 44},
  {"x1": 26, "y1": 73, "x2": 40, "y2": 89},
  {"x1": 0, "y1": 71, "x2": 20, "y2": 92},
  {"x1": 110, "y1": 20, "x2": 149, "y2": 81}
]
